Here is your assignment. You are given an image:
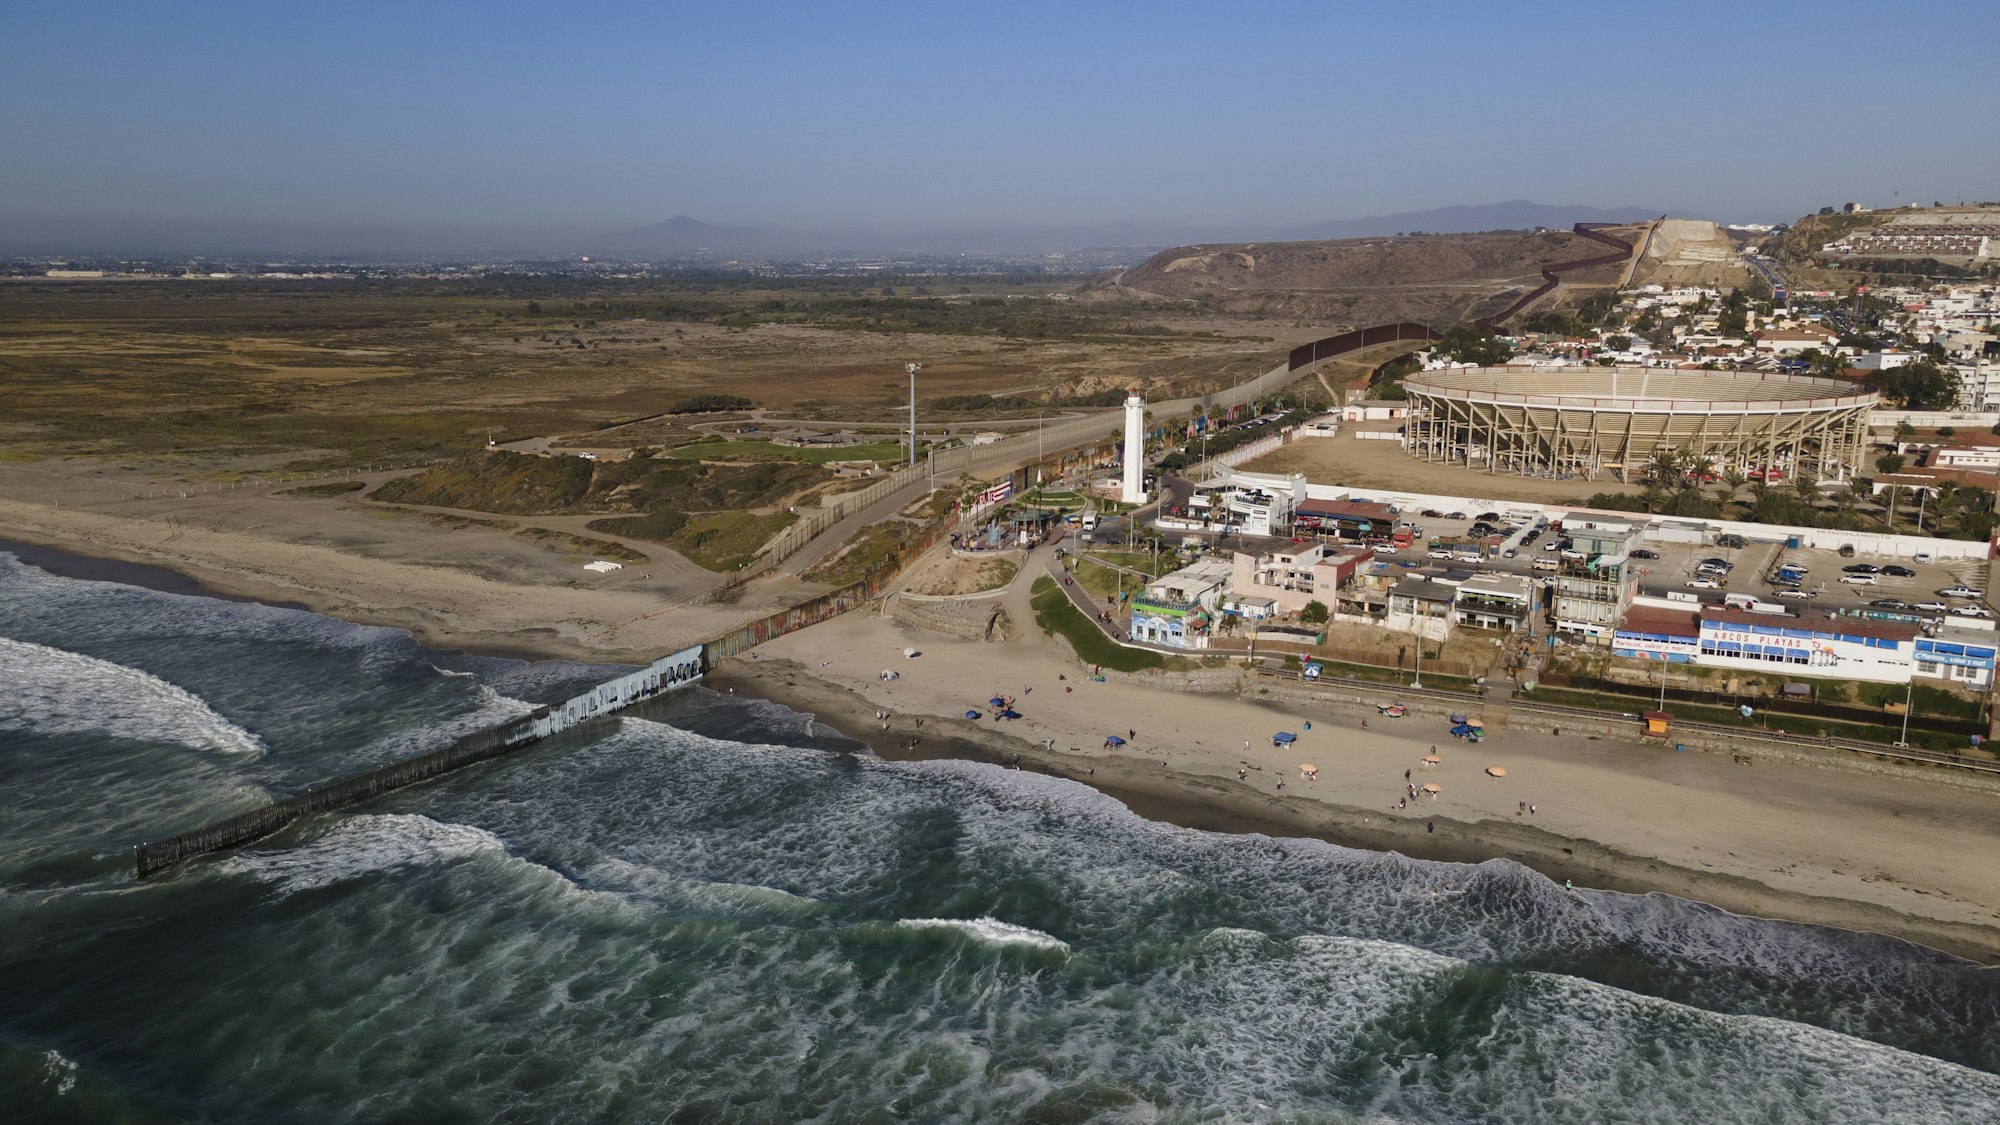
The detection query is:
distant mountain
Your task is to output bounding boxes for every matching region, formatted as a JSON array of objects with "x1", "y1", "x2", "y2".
[
  {"x1": 1279, "y1": 200, "x2": 1668, "y2": 241},
  {"x1": 597, "y1": 215, "x2": 772, "y2": 256}
]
